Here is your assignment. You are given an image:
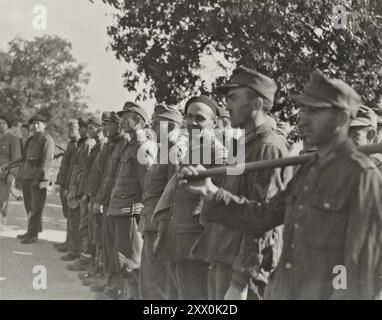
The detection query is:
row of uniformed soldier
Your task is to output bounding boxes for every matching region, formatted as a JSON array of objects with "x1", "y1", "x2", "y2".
[{"x1": 50, "y1": 66, "x2": 382, "y2": 300}]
